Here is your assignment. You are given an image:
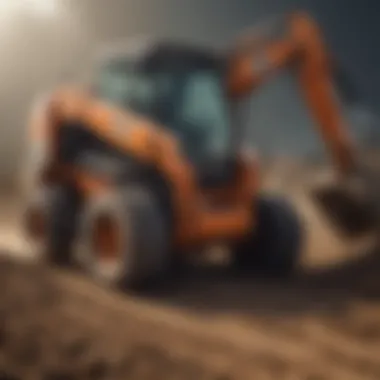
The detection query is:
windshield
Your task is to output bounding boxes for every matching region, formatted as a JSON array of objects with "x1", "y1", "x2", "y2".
[{"x1": 96, "y1": 60, "x2": 230, "y2": 165}]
